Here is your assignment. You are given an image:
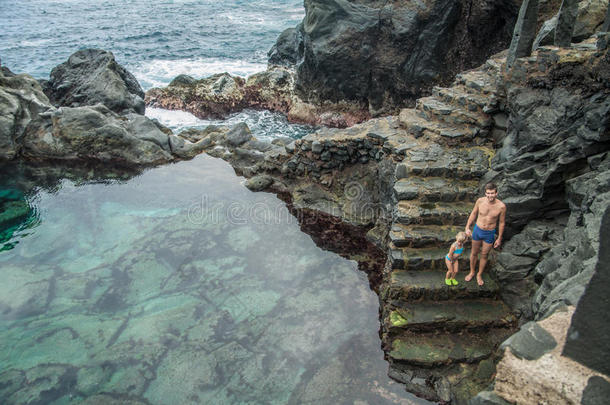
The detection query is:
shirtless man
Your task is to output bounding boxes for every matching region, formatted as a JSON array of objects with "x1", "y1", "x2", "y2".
[{"x1": 464, "y1": 182, "x2": 506, "y2": 286}]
